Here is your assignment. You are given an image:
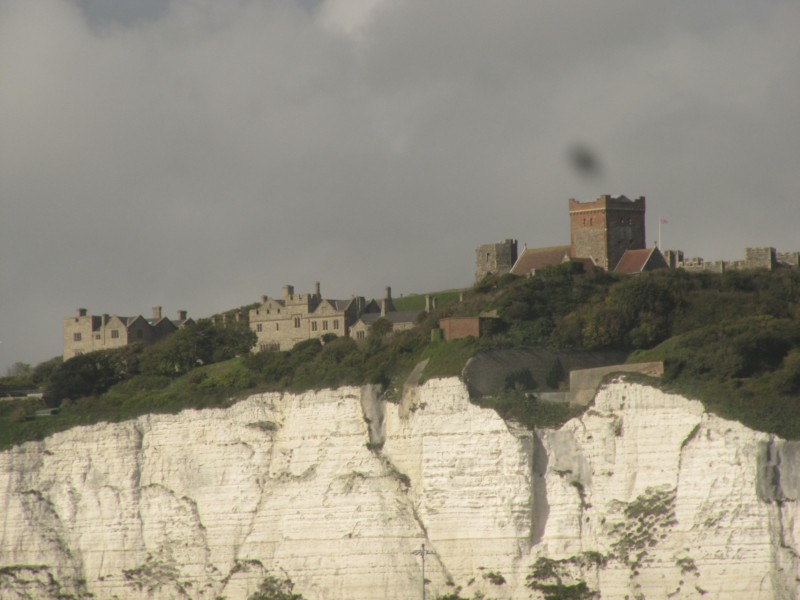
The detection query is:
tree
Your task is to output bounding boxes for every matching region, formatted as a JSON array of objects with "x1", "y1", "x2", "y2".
[
  {"x1": 6, "y1": 362, "x2": 31, "y2": 377},
  {"x1": 248, "y1": 573, "x2": 305, "y2": 600},
  {"x1": 44, "y1": 345, "x2": 141, "y2": 406},
  {"x1": 504, "y1": 367, "x2": 537, "y2": 391}
]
